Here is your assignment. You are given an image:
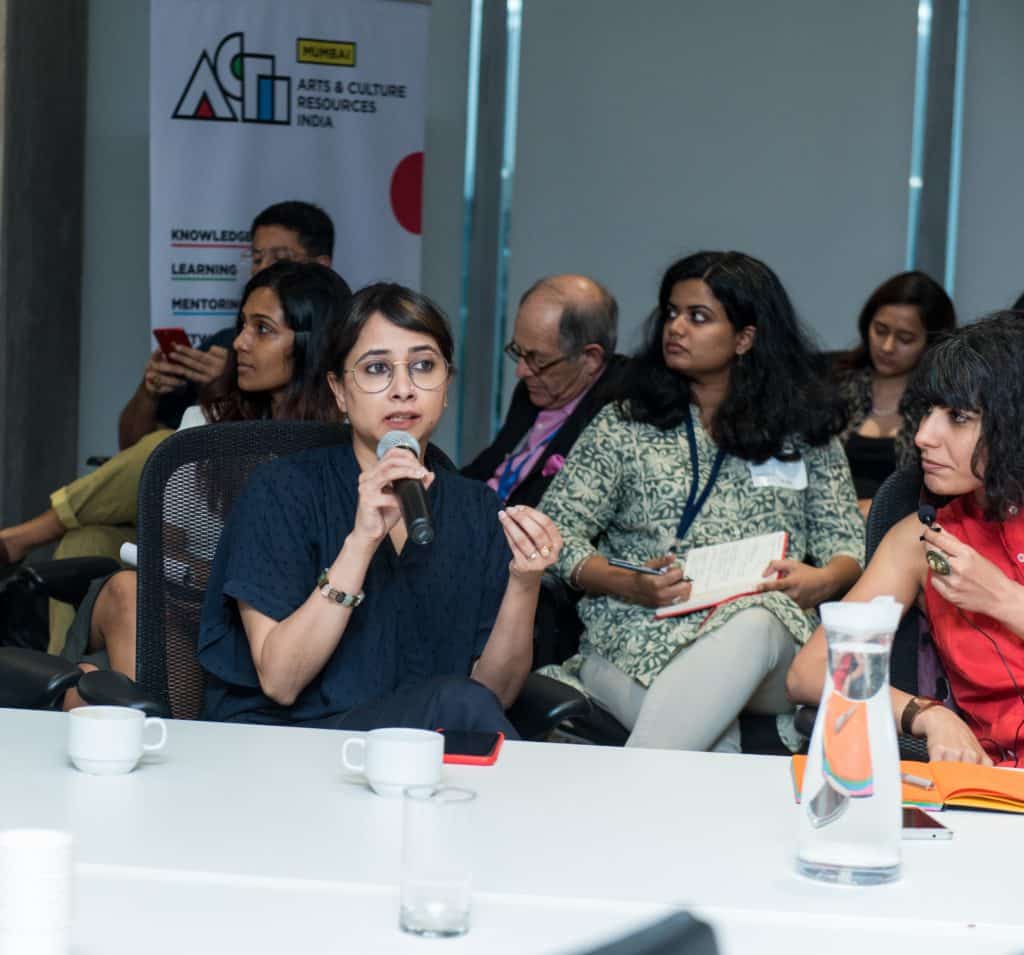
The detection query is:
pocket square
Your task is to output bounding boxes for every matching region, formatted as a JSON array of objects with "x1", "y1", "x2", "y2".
[{"x1": 541, "y1": 454, "x2": 566, "y2": 478}]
